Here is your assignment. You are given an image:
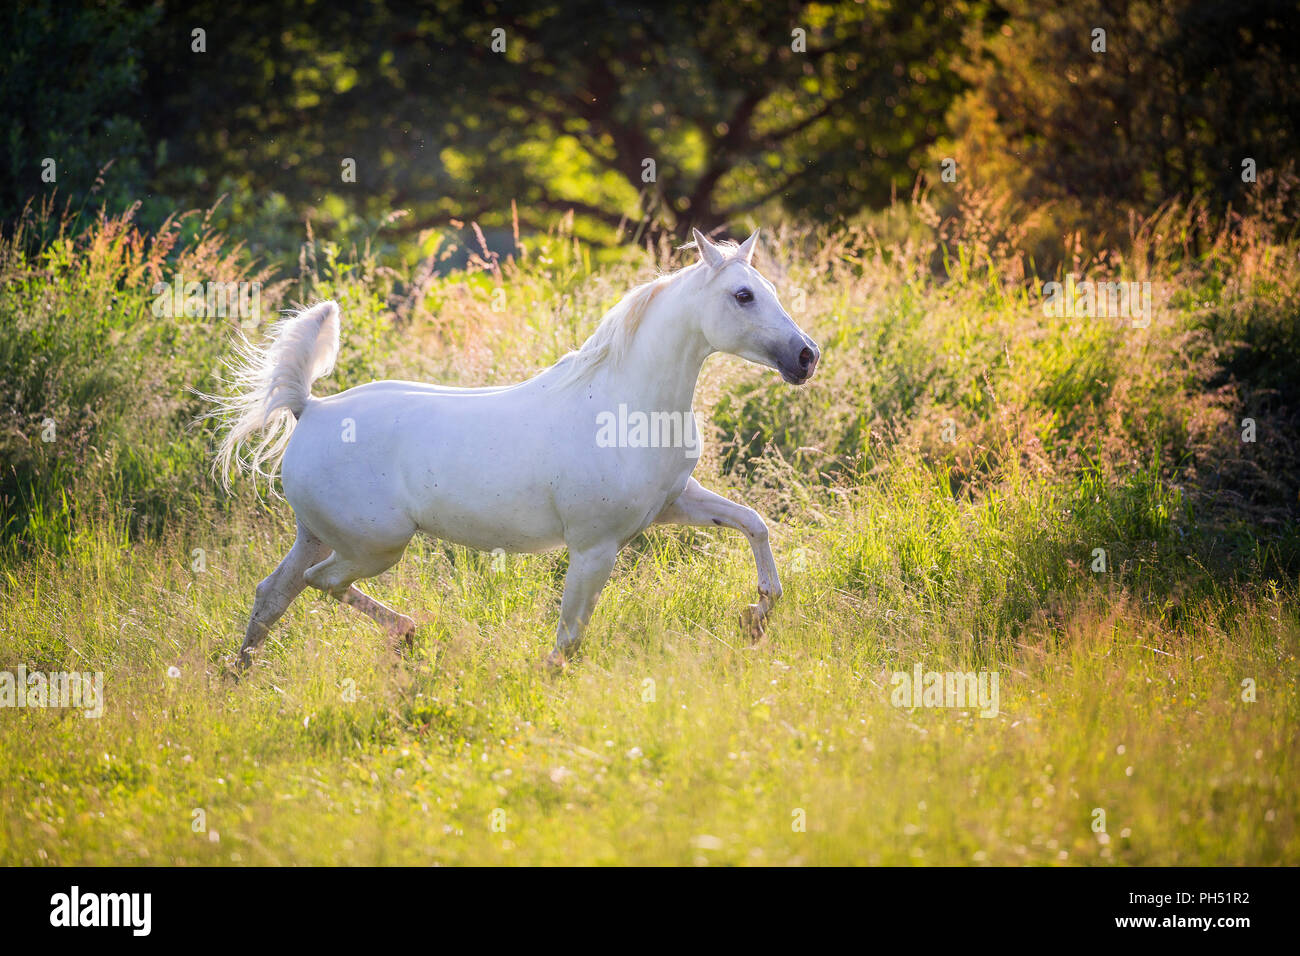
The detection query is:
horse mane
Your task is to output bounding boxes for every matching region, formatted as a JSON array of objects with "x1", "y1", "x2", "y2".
[
  {"x1": 552, "y1": 239, "x2": 751, "y2": 388},
  {"x1": 551, "y1": 264, "x2": 692, "y2": 387}
]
